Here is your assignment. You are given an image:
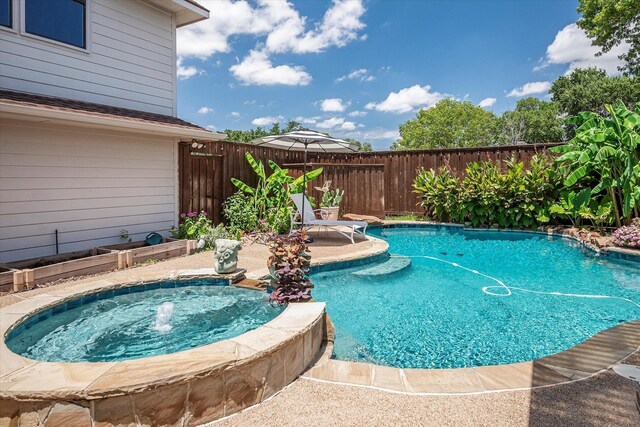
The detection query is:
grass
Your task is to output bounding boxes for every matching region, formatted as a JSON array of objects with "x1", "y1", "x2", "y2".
[{"x1": 384, "y1": 213, "x2": 429, "y2": 221}]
